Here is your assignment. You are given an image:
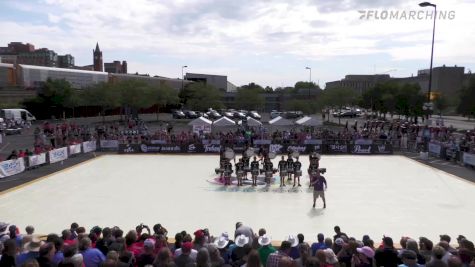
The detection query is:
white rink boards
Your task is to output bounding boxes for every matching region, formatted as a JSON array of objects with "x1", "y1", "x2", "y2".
[{"x1": 1, "y1": 154, "x2": 475, "y2": 242}]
